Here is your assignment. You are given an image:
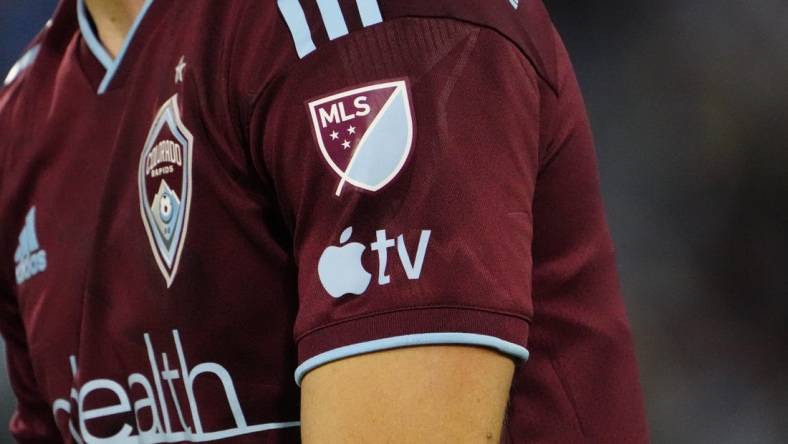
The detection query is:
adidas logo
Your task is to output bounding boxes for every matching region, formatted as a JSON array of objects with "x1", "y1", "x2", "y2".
[{"x1": 14, "y1": 207, "x2": 47, "y2": 285}]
